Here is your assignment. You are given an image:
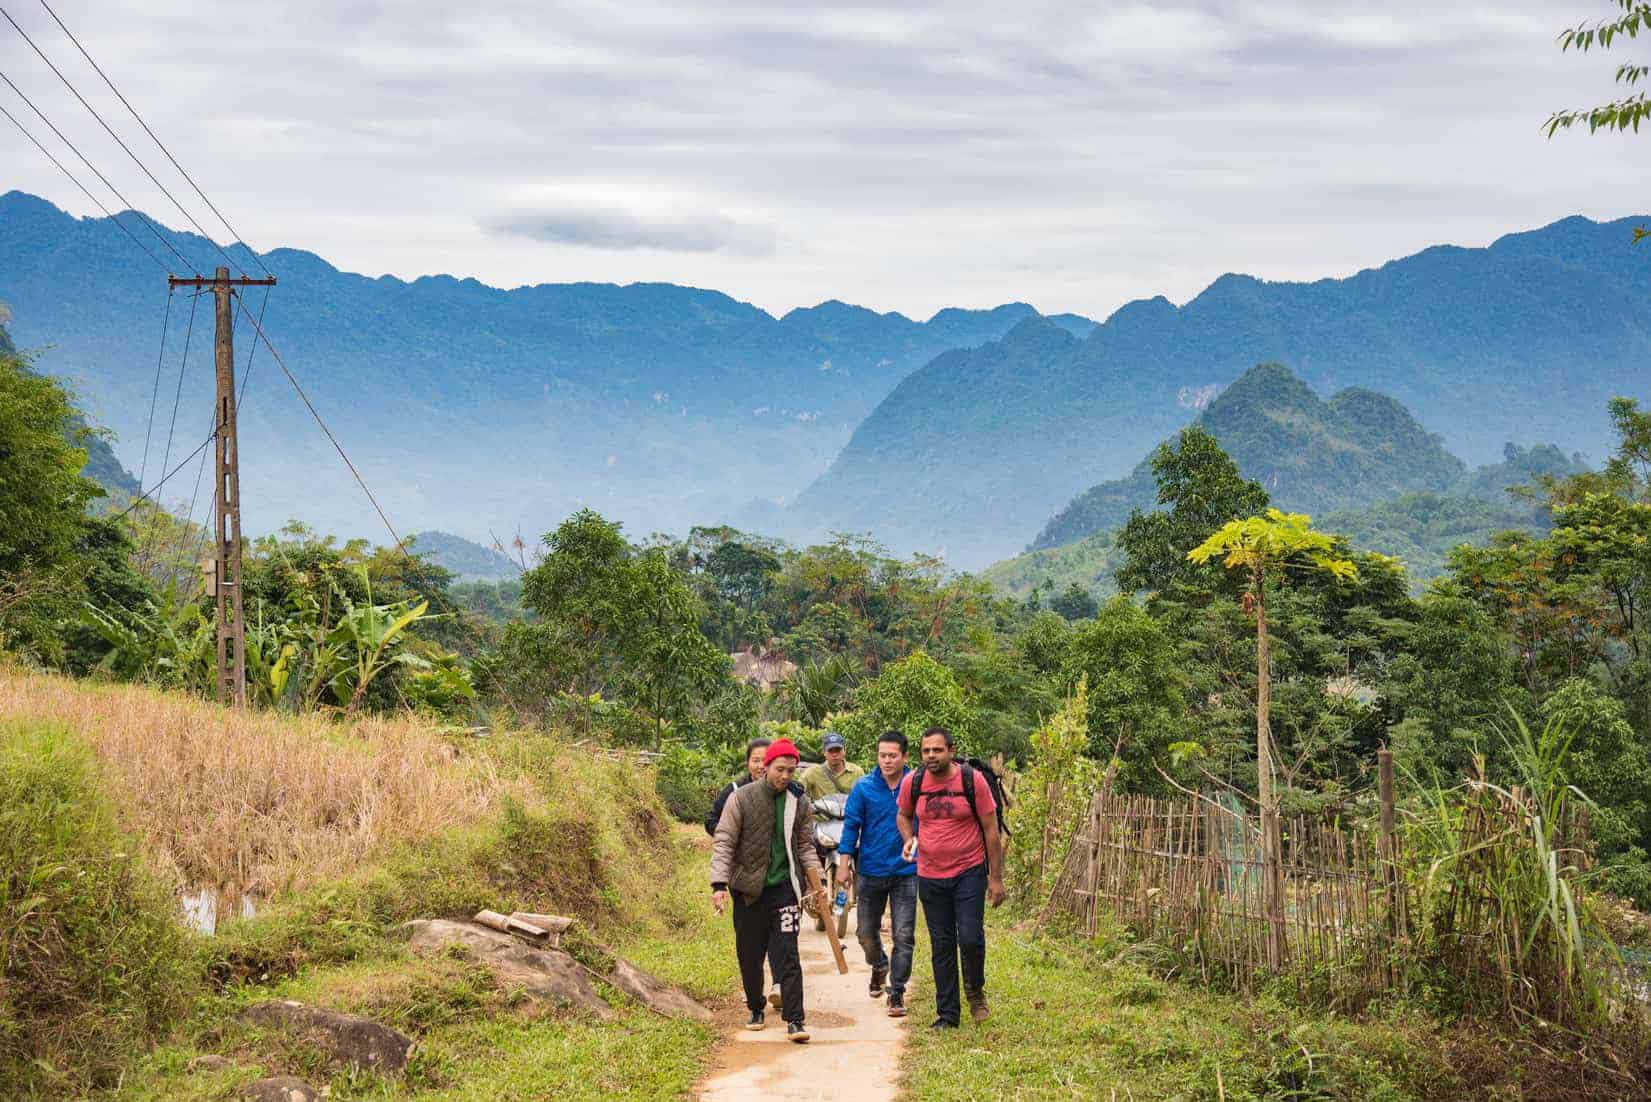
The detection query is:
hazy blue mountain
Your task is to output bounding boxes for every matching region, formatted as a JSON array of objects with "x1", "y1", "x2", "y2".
[
  {"x1": 408, "y1": 530, "x2": 520, "y2": 581},
  {"x1": 791, "y1": 215, "x2": 1651, "y2": 567},
  {"x1": 0, "y1": 191, "x2": 1090, "y2": 547}
]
